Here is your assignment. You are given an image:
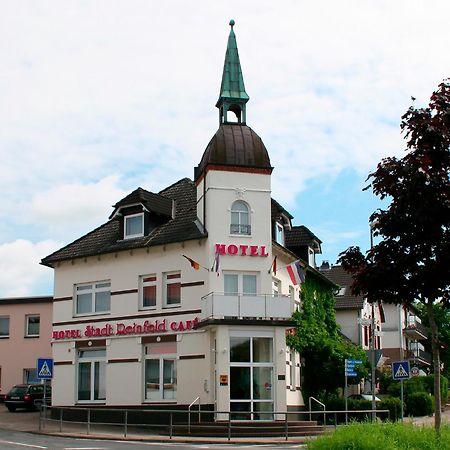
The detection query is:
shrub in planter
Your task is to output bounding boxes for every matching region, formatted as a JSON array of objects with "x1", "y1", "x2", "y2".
[{"x1": 405, "y1": 391, "x2": 433, "y2": 417}]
